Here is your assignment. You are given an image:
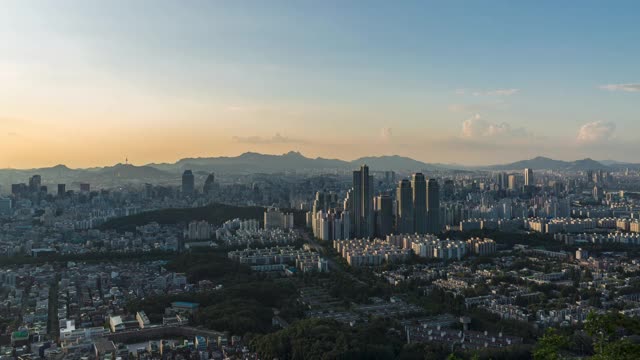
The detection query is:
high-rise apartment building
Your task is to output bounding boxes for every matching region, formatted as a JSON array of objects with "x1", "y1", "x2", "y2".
[
  {"x1": 411, "y1": 173, "x2": 427, "y2": 234},
  {"x1": 186, "y1": 220, "x2": 212, "y2": 240},
  {"x1": 396, "y1": 179, "x2": 414, "y2": 234},
  {"x1": 311, "y1": 191, "x2": 339, "y2": 235},
  {"x1": 352, "y1": 165, "x2": 374, "y2": 238},
  {"x1": 0, "y1": 197, "x2": 12, "y2": 216},
  {"x1": 374, "y1": 194, "x2": 393, "y2": 238},
  {"x1": 203, "y1": 173, "x2": 215, "y2": 195},
  {"x1": 496, "y1": 172, "x2": 508, "y2": 190},
  {"x1": 384, "y1": 171, "x2": 396, "y2": 184},
  {"x1": 313, "y1": 209, "x2": 350, "y2": 241},
  {"x1": 426, "y1": 178, "x2": 440, "y2": 234},
  {"x1": 343, "y1": 189, "x2": 354, "y2": 237},
  {"x1": 182, "y1": 170, "x2": 195, "y2": 195},
  {"x1": 57, "y1": 184, "x2": 66, "y2": 197},
  {"x1": 264, "y1": 208, "x2": 295, "y2": 229},
  {"x1": 29, "y1": 175, "x2": 42, "y2": 193},
  {"x1": 593, "y1": 185, "x2": 601, "y2": 202},
  {"x1": 508, "y1": 175, "x2": 517, "y2": 191},
  {"x1": 524, "y1": 168, "x2": 534, "y2": 186}
]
